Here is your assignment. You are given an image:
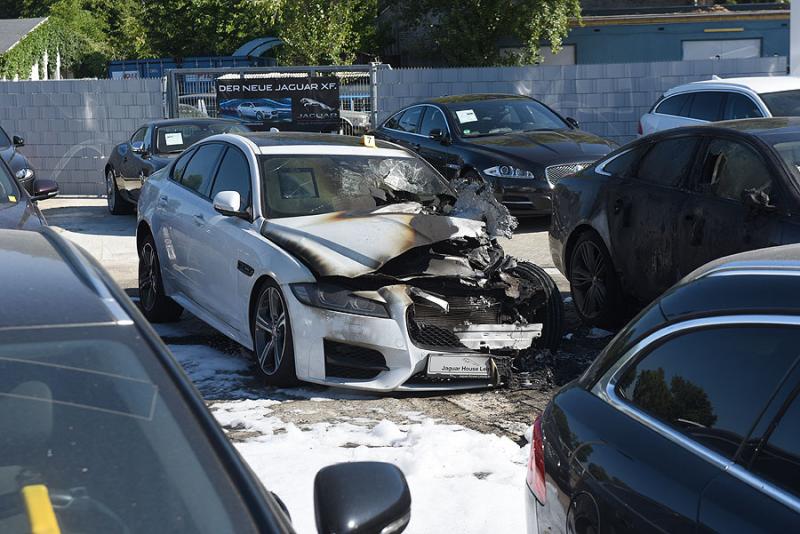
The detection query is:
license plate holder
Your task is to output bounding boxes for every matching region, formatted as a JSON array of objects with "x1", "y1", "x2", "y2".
[{"x1": 426, "y1": 354, "x2": 491, "y2": 378}]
